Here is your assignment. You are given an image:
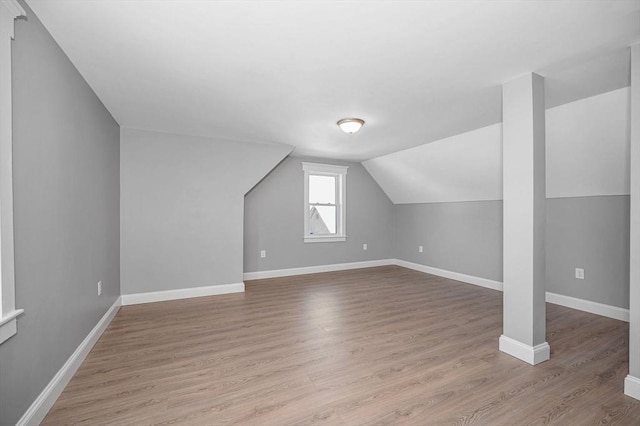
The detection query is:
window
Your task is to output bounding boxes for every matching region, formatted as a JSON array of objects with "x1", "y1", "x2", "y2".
[
  {"x1": 303, "y1": 162, "x2": 348, "y2": 243},
  {"x1": 0, "y1": 0, "x2": 25, "y2": 345}
]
